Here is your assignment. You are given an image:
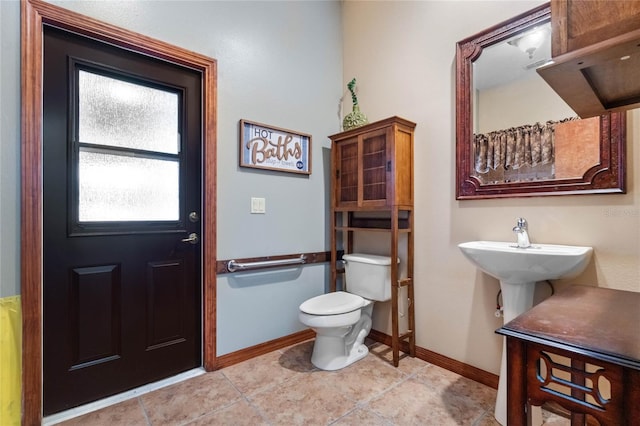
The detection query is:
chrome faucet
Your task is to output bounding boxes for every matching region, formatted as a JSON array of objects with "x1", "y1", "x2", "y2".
[{"x1": 512, "y1": 217, "x2": 531, "y2": 248}]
